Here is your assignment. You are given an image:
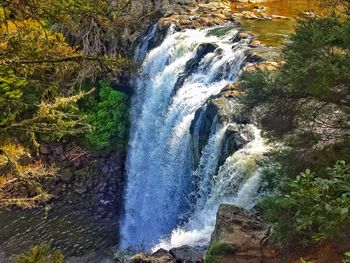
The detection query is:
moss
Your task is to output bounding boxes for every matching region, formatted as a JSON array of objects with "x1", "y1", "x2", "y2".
[
  {"x1": 14, "y1": 244, "x2": 64, "y2": 263},
  {"x1": 204, "y1": 242, "x2": 235, "y2": 263}
]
